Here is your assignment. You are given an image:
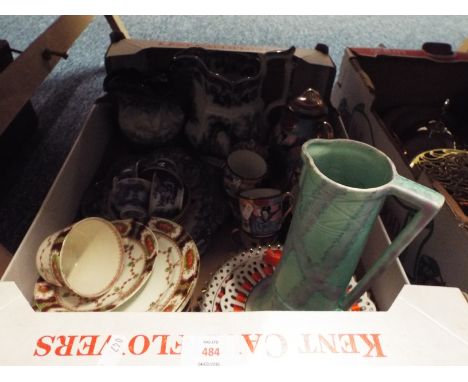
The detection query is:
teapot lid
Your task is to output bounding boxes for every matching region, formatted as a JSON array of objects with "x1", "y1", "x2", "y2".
[{"x1": 290, "y1": 88, "x2": 328, "y2": 117}]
